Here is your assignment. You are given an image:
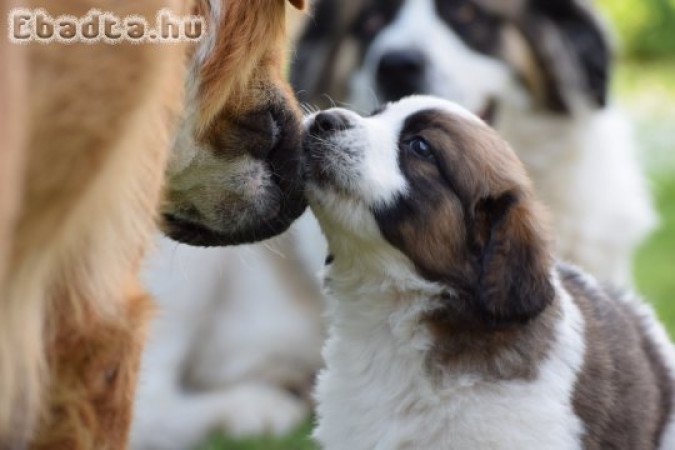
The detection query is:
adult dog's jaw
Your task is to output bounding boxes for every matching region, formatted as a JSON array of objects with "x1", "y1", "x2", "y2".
[{"x1": 162, "y1": 0, "x2": 308, "y2": 246}]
